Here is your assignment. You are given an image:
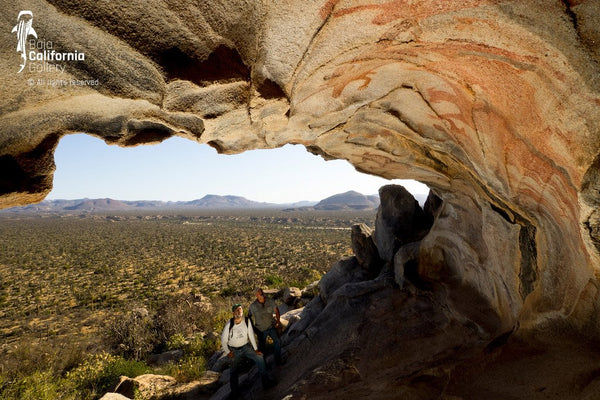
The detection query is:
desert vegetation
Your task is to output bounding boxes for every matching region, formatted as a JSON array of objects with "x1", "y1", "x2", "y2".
[{"x1": 0, "y1": 209, "x2": 374, "y2": 399}]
